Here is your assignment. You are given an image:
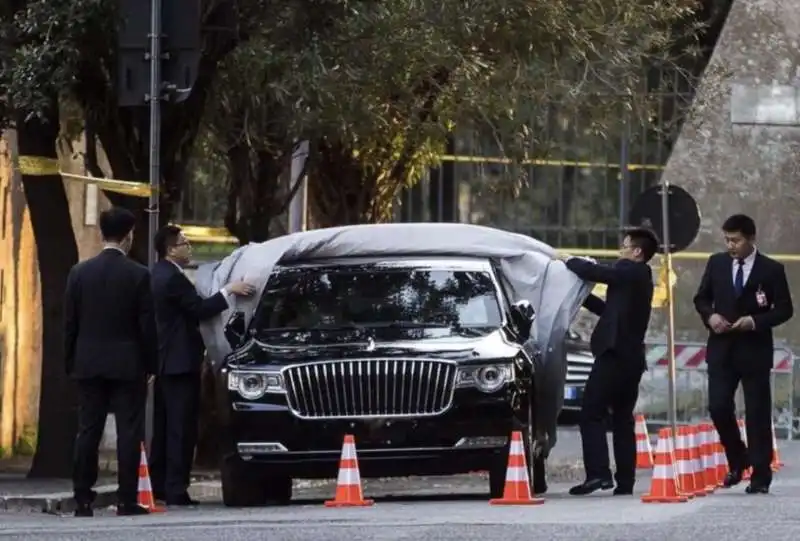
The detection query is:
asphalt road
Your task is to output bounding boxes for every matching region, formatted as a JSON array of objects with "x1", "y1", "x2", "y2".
[{"x1": 2, "y1": 431, "x2": 798, "y2": 540}]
